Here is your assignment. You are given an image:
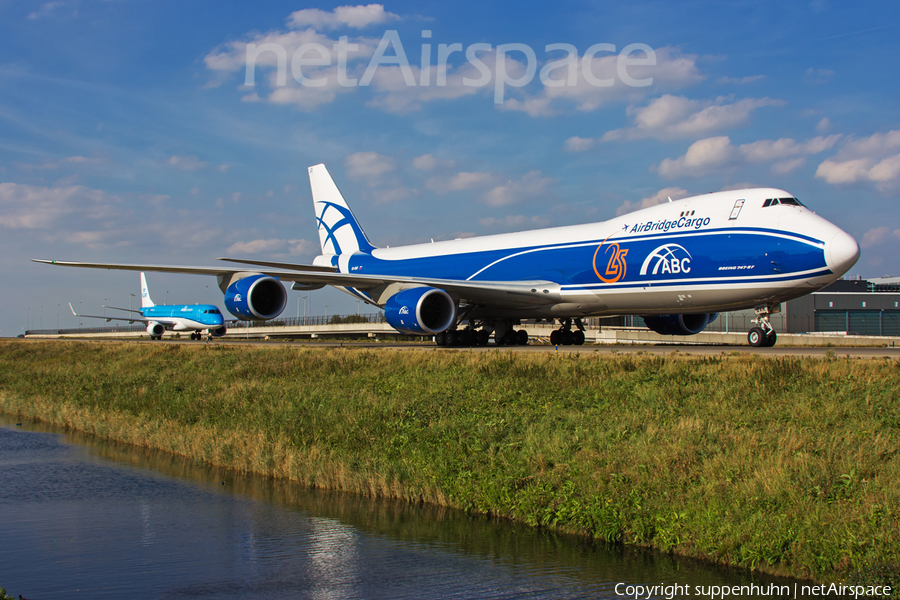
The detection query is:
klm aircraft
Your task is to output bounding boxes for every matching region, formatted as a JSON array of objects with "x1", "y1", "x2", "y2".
[
  {"x1": 69, "y1": 273, "x2": 226, "y2": 340},
  {"x1": 37, "y1": 163, "x2": 859, "y2": 347}
]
